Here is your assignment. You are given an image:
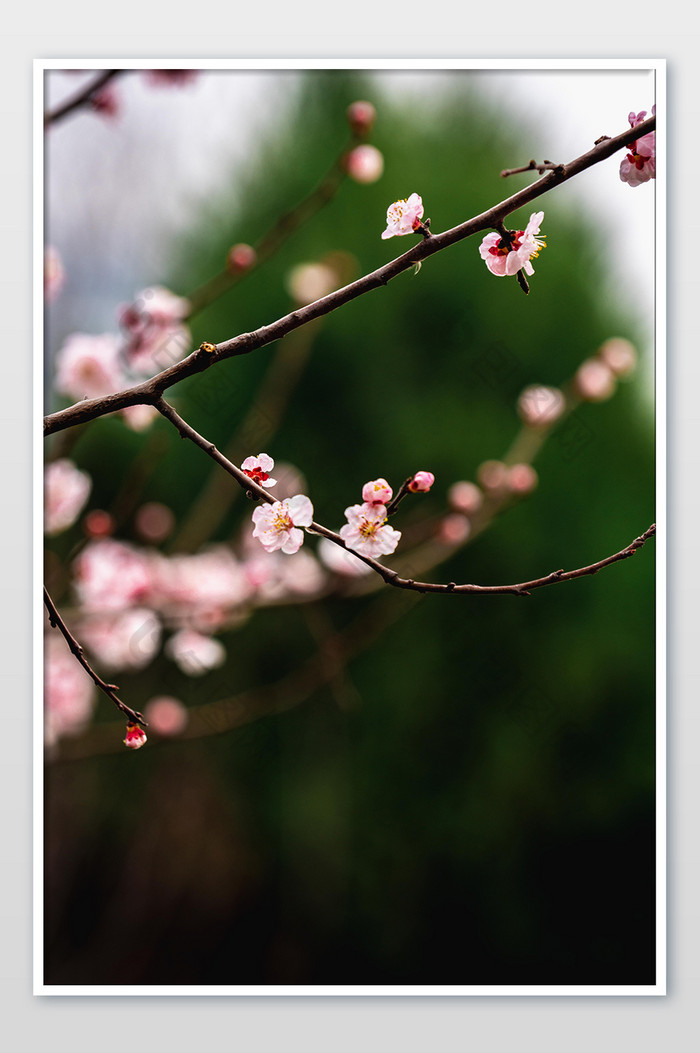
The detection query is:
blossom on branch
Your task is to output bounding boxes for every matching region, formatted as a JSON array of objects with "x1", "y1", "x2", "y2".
[
  {"x1": 381, "y1": 193, "x2": 424, "y2": 239},
  {"x1": 241, "y1": 453, "x2": 277, "y2": 488},
  {"x1": 408, "y1": 471, "x2": 435, "y2": 493},
  {"x1": 346, "y1": 100, "x2": 376, "y2": 137},
  {"x1": 340, "y1": 503, "x2": 401, "y2": 558},
  {"x1": 362, "y1": 478, "x2": 393, "y2": 505},
  {"x1": 123, "y1": 723, "x2": 147, "y2": 750},
  {"x1": 479, "y1": 212, "x2": 546, "y2": 277},
  {"x1": 252, "y1": 495, "x2": 314, "y2": 555},
  {"x1": 620, "y1": 107, "x2": 656, "y2": 187}
]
